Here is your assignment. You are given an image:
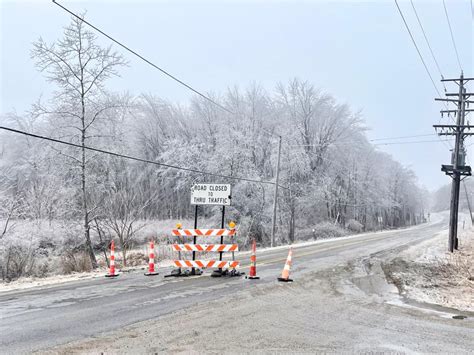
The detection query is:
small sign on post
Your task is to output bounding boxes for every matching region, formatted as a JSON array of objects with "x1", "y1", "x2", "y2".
[{"x1": 191, "y1": 183, "x2": 231, "y2": 206}]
